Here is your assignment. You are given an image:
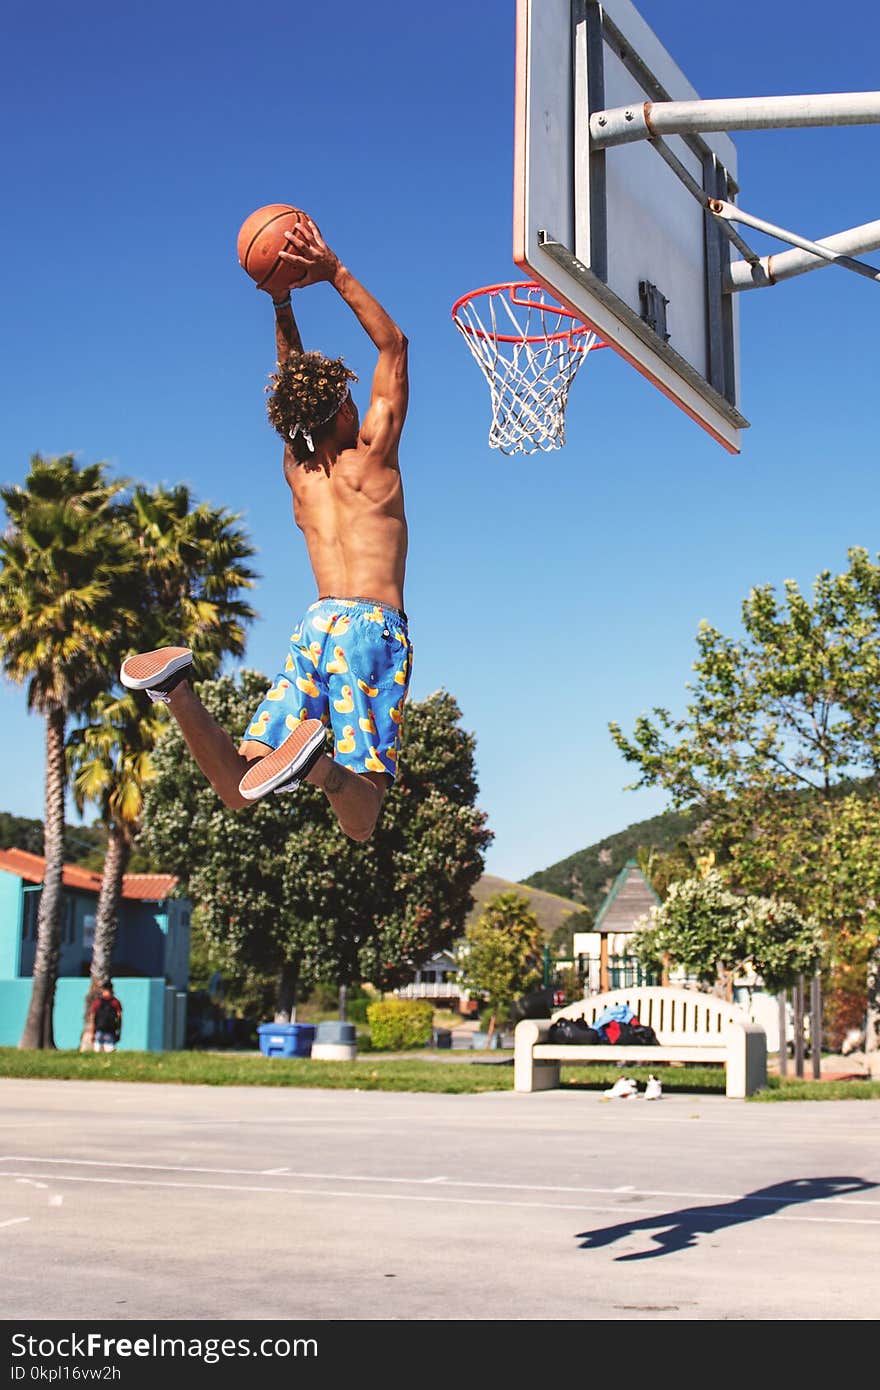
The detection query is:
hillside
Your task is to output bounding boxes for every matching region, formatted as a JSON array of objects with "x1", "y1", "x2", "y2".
[
  {"x1": 465, "y1": 874, "x2": 585, "y2": 940},
  {"x1": 520, "y1": 805, "x2": 698, "y2": 916}
]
